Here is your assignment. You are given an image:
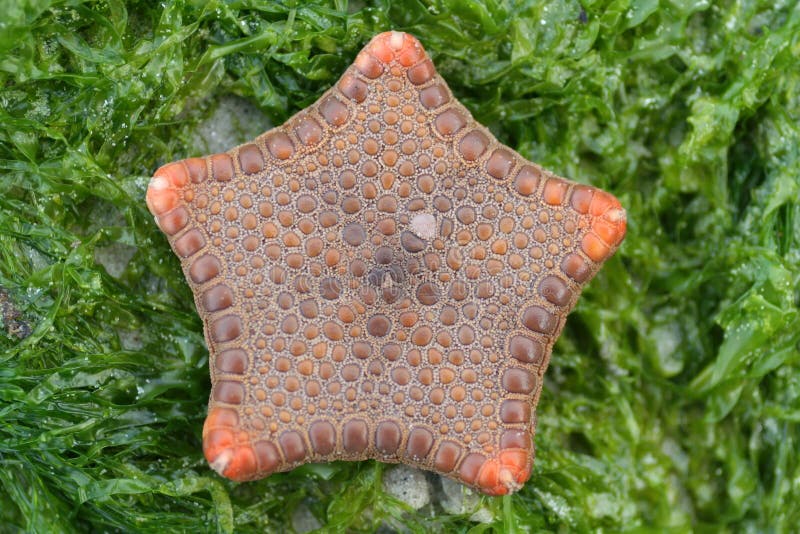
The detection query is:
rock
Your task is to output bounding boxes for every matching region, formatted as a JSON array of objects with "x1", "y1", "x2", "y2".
[
  {"x1": 94, "y1": 241, "x2": 137, "y2": 279},
  {"x1": 382, "y1": 465, "x2": 431, "y2": 510},
  {"x1": 192, "y1": 95, "x2": 271, "y2": 156},
  {"x1": 438, "y1": 476, "x2": 492, "y2": 523},
  {"x1": 291, "y1": 503, "x2": 321, "y2": 533}
]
